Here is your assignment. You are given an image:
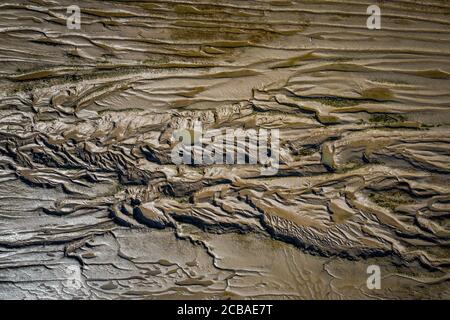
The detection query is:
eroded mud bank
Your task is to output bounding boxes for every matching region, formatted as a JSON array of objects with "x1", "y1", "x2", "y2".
[{"x1": 0, "y1": 0, "x2": 449, "y2": 299}]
